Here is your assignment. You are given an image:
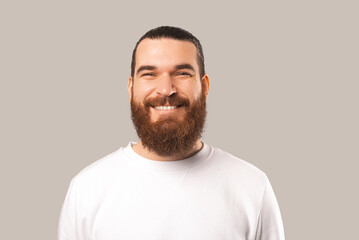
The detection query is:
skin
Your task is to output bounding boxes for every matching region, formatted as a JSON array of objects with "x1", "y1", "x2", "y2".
[{"x1": 128, "y1": 38, "x2": 210, "y2": 161}]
